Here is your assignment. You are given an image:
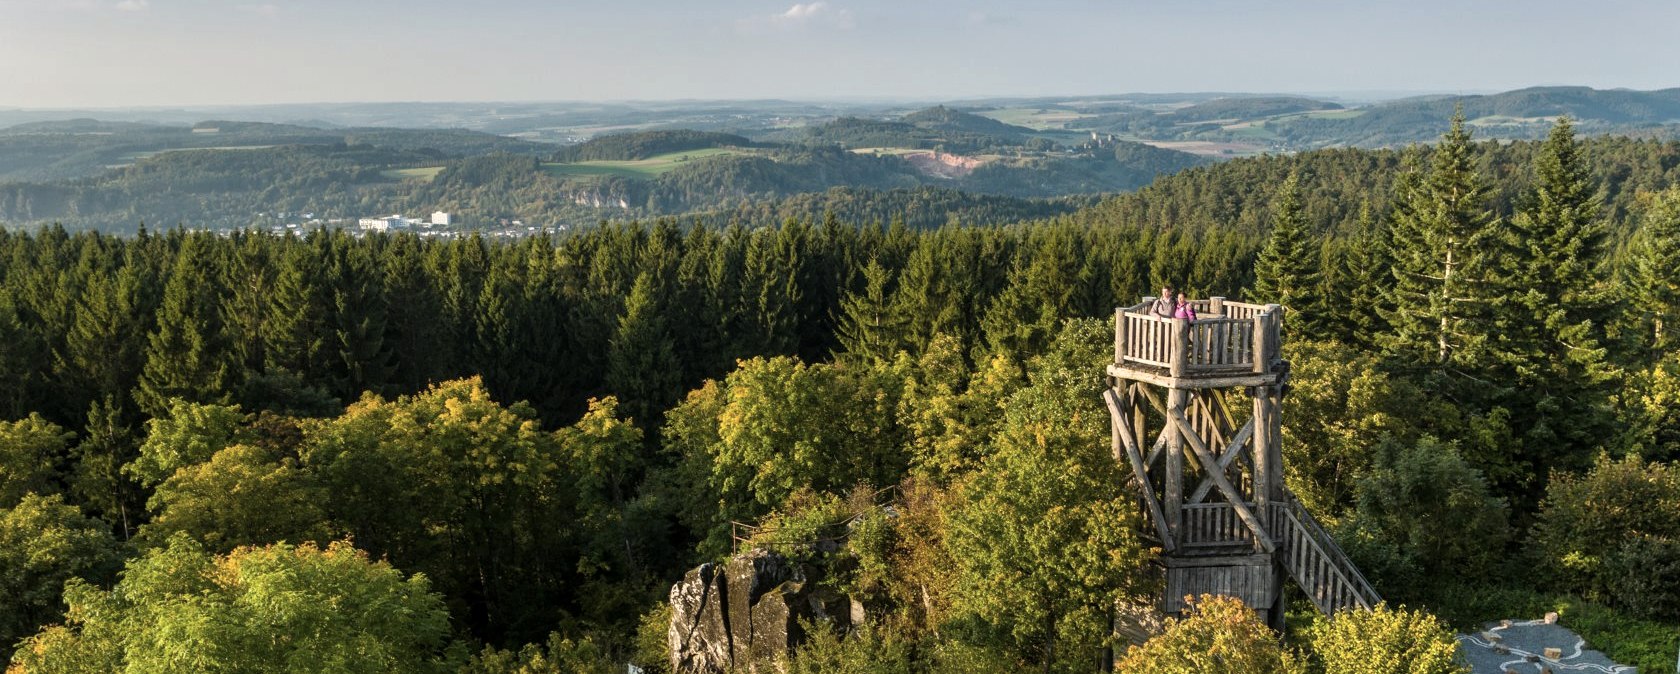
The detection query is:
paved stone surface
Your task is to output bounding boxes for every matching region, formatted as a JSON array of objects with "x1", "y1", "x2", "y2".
[{"x1": 1456, "y1": 618, "x2": 1636, "y2": 674}]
